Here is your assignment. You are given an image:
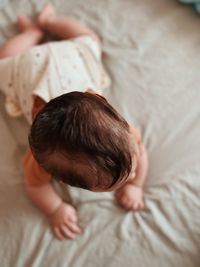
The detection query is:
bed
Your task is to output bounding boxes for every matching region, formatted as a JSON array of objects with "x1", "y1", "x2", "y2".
[{"x1": 0, "y1": 0, "x2": 200, "y2": 266}]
